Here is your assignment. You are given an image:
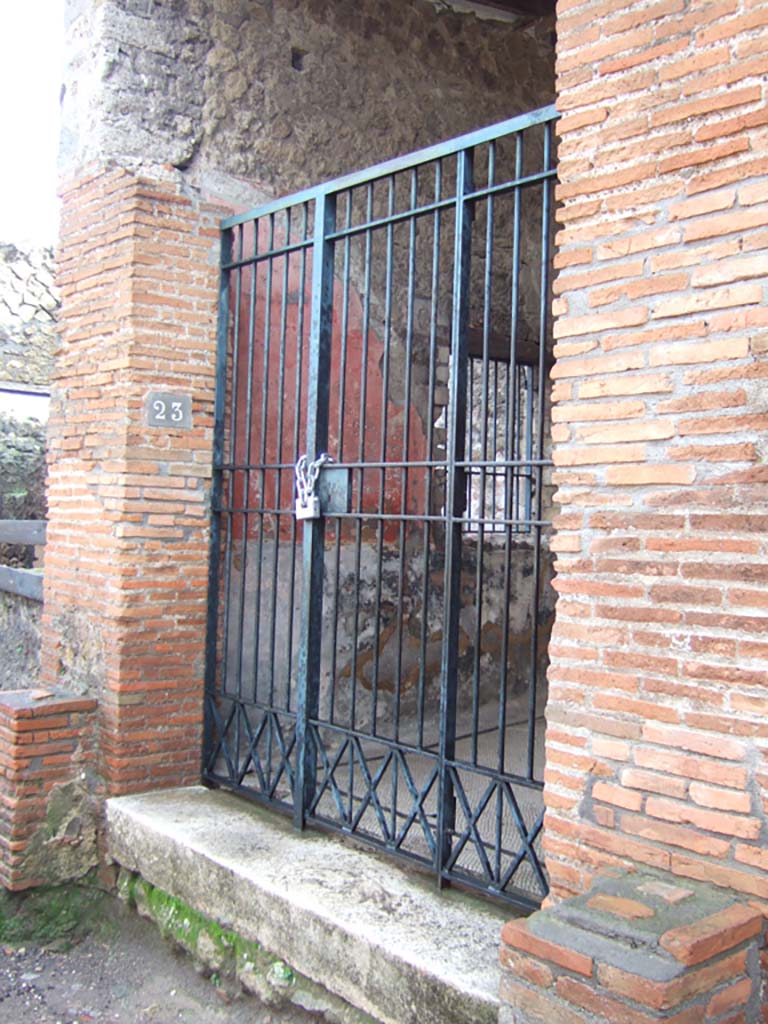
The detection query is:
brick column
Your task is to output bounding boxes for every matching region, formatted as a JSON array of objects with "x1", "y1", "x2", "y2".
[
  {"x1": 545, "y1": 0, "x2": 768, "y2": 901},
  {"x1": 41, "y1": 167, "x2": 223, "y2": 795},
  {"x1": 500, "y1": 870, "x2": 765, "y2": 1023},
  {"x1": 0, "y1": 690, "x2": 98, "y2": 889}
]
